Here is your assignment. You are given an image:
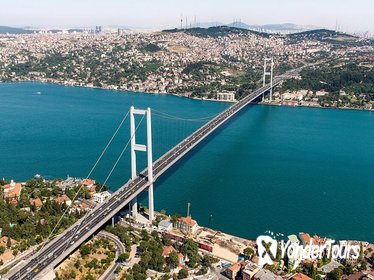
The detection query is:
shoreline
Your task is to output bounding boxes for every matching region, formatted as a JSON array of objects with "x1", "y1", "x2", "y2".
[
  {"x1": 260, "y1": 101, "x2": 374, "y2": 113},
  {"x1": 0, "y1": 79, "x2": 235, "y2": 104},
  {"x1": 1, "y1": 79, "x2": 372, "y2": 112}
]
